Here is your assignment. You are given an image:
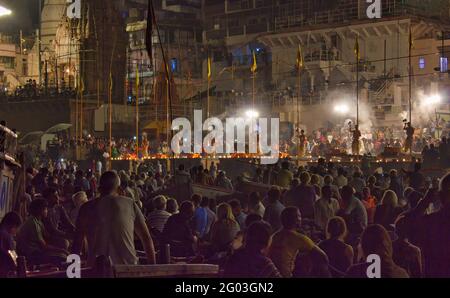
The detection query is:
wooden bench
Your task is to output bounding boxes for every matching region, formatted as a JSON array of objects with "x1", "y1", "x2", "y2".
[{"x1": 113, "y1": 264, "x2": 219, "y2": 278}]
